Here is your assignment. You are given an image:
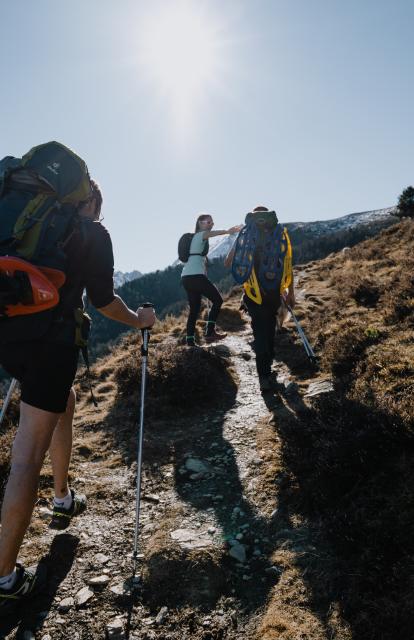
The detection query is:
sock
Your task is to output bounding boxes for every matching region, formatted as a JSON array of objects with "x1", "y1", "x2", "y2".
[
  {"x1": 0, "y1": 569, "x2": 17, "y2": 591},
  {"x1": 54, "y1": 489, "x2": 73, "y2": 510},
  {"x1": 205, "y1": 321, "x2": 215, "y2": 336}
]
